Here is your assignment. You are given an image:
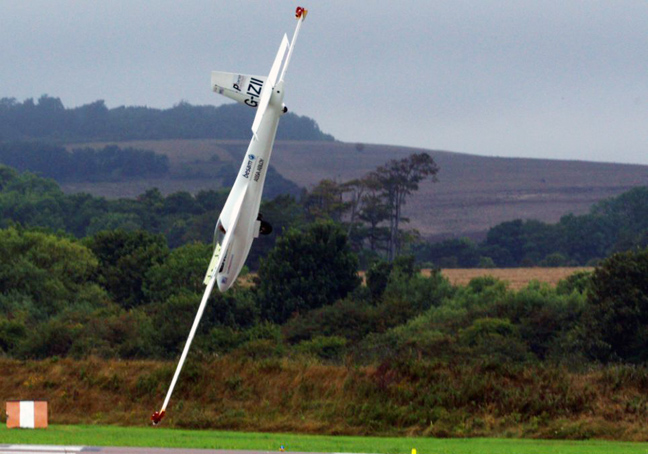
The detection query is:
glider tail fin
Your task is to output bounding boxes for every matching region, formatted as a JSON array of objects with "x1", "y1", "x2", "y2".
[{"x1": 211, "y1": 72, "x2": 268, "y2": 108}]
